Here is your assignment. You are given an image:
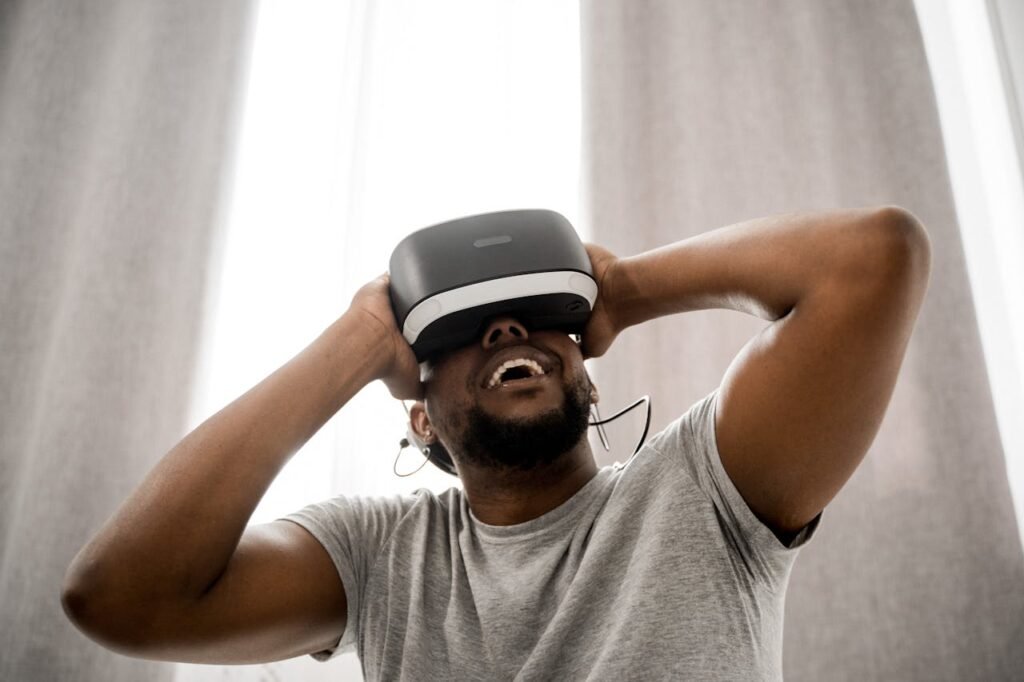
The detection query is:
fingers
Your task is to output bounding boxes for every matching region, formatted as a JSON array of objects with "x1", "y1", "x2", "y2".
[{"x1": 383, "y1": 353, "x2": 425, "y2": 401}]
